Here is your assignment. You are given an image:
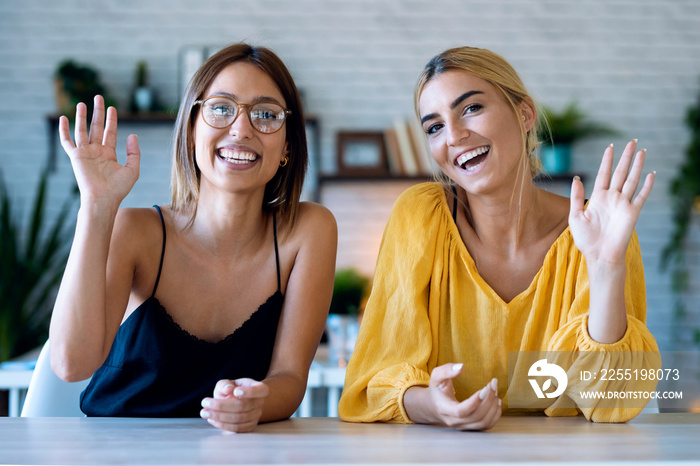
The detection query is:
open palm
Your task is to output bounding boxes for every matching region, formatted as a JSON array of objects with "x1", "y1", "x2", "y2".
[
  {"x1": 569, "y1": 140, "x2": 654, "y2": 266},
  {"x1": 59, "y1": 95, "x2": 140, "y2": 208}
]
